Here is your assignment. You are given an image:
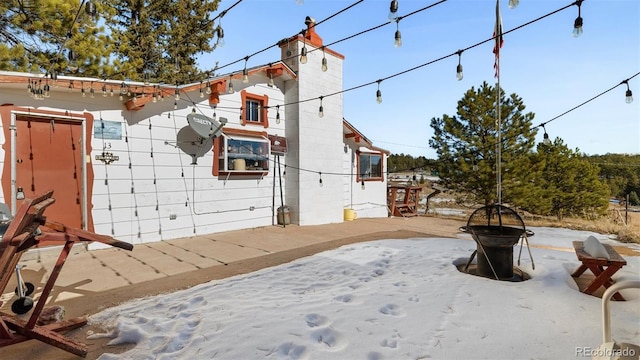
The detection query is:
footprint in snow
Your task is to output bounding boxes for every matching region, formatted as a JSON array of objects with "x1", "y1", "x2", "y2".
[
  {"x1": 379, "y1": 304, "x2": 405, "y2": 317},
  {"x1": 304, "y1": 313, "x2": 331, "y2": 328}
]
